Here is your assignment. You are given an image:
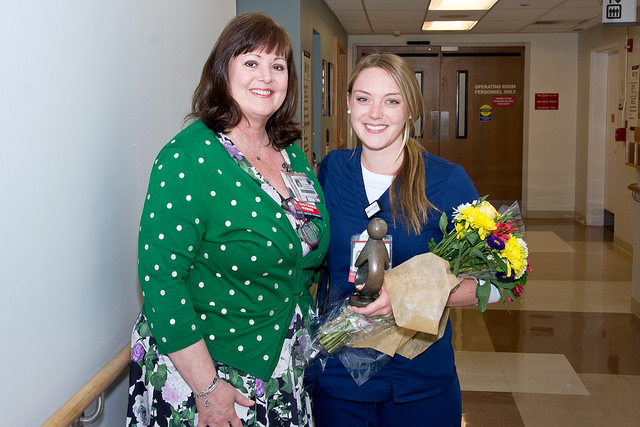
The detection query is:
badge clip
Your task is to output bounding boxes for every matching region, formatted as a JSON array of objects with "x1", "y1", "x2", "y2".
[{"x1": 364, "y1": 200, "x2": 382, "y2": 219}]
